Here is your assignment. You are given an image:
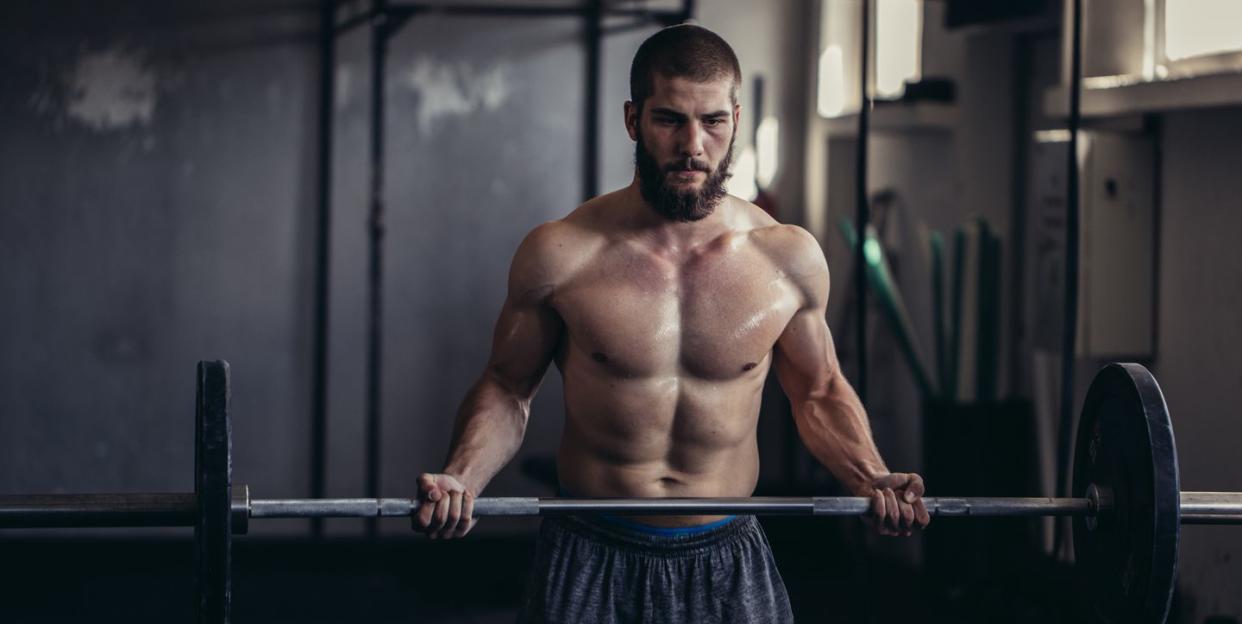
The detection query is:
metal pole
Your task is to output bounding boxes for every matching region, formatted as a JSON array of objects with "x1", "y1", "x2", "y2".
[
  {"x1": 5, "y1": 492, "x2": 1242, "y2": 527},
  {"x1": 310, "y1": 0, "x2": 337, "y2": 541},
  {"x1": 247, "y1": 496, "x2": 1096, "y2": 518},
  {"x1": 1053, "y1": 0, "x2": 1084, "y2": 559},
  {"x1": 582, "y1": 0, "x2": 602, "y2": 201},
  {"x1": 365, "y1": 0, "x2": 389, "y2": 540},
  {"x1": 0, "y1": 493, "x2": 197, "y2": 527},
  {"x1": 854, "y1": 0, "x2": 871, "y2": 402},
  {"x1": 1180, "y1": 491, "x2": 1242, "y2": 522}
]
